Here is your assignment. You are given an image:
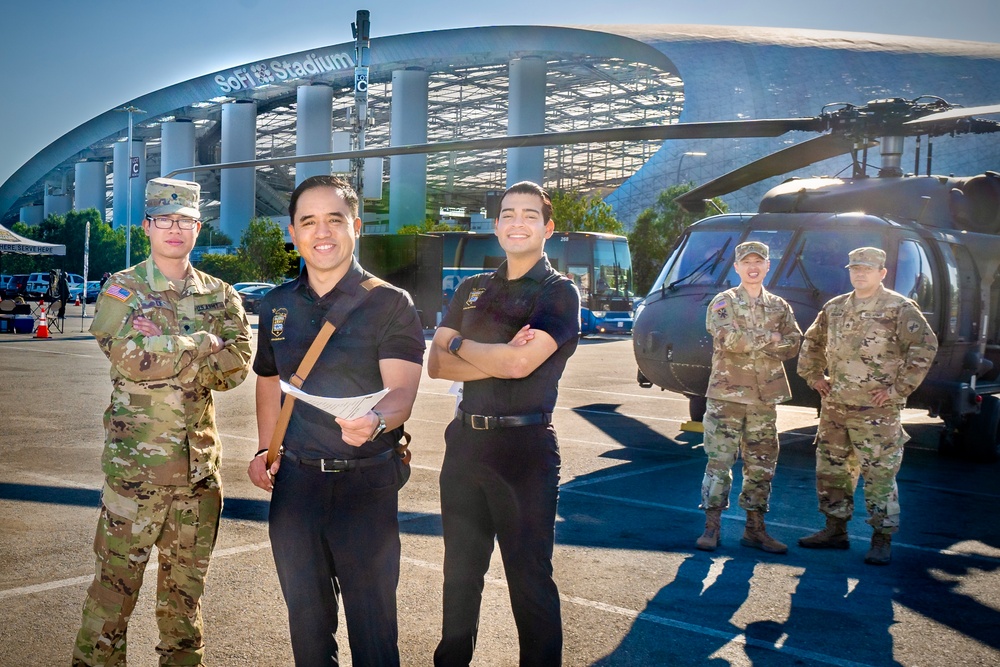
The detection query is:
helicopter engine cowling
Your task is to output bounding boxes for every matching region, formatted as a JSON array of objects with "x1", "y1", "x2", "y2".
[{"x1": 949, "y1": 172, "x2": 1000, "y2": 234}]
